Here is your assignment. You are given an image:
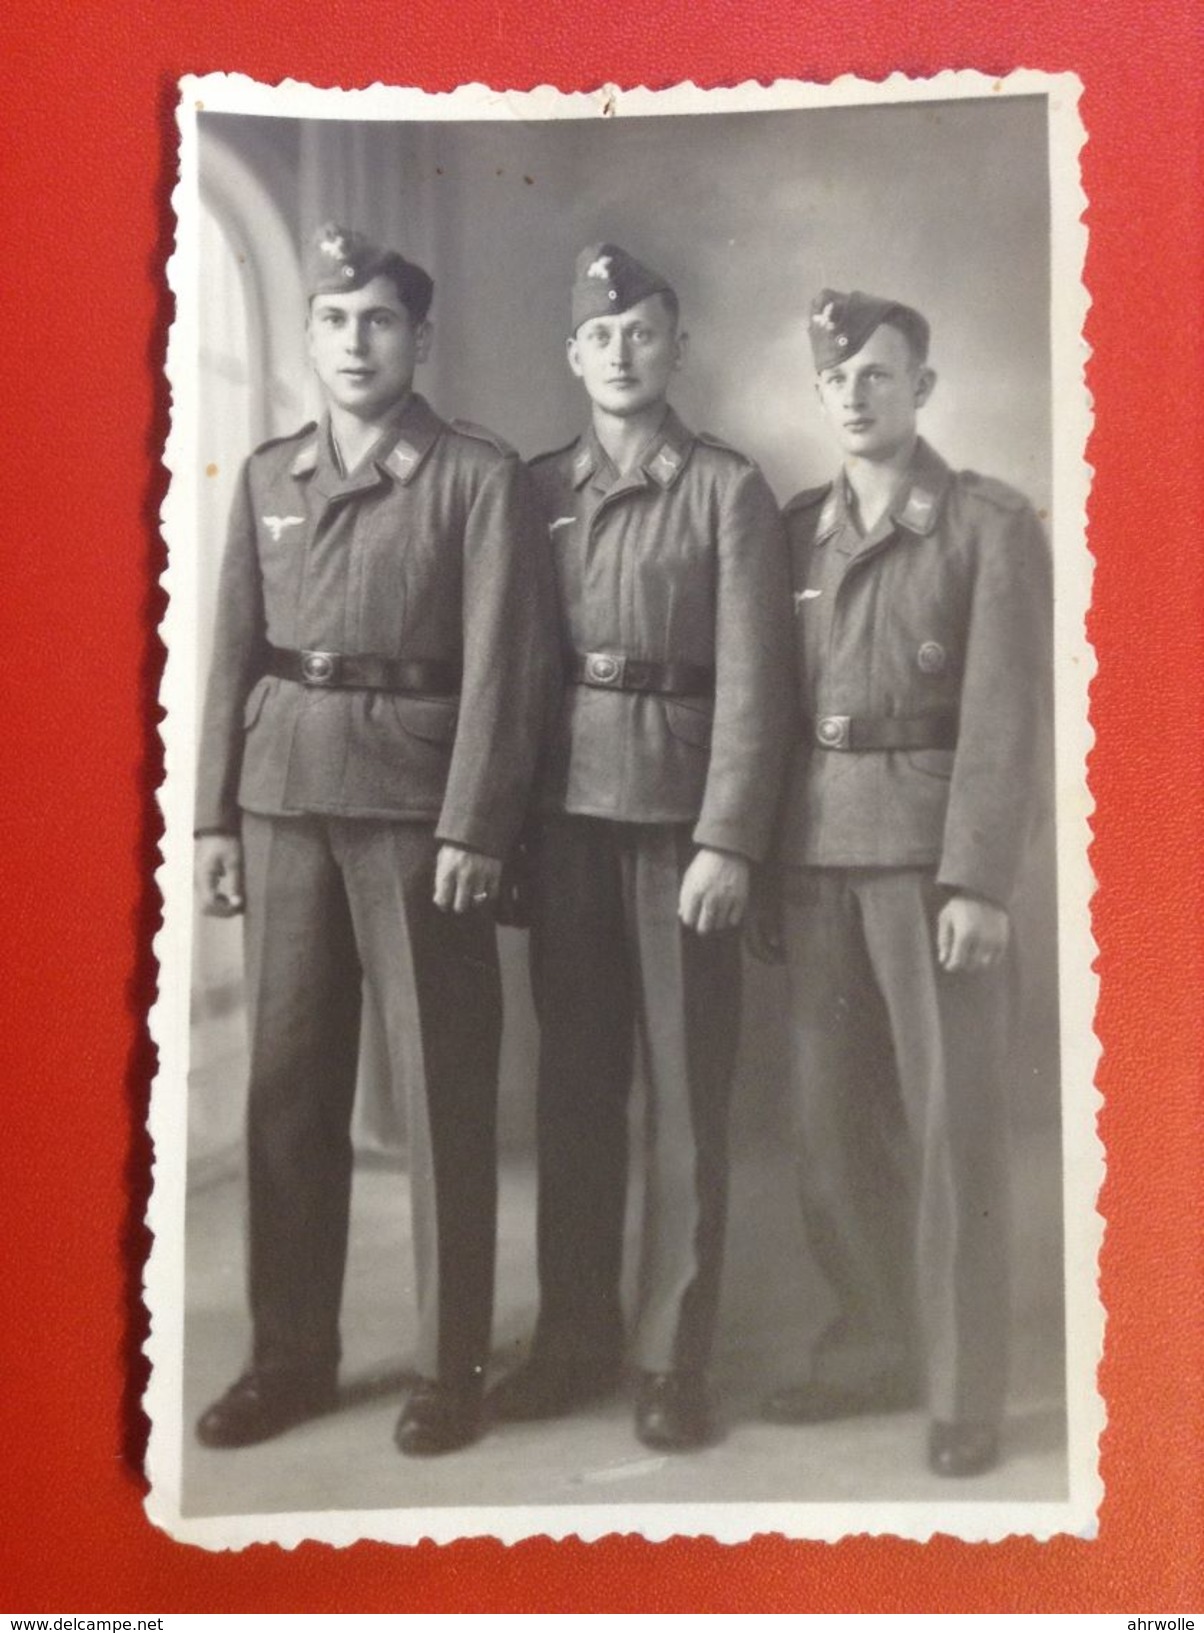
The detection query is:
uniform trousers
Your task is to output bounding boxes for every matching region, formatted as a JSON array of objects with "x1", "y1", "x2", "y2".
[
  {"x1": 240, "y1": 812, "x2": 501, "y2": 1388},
  {"x1": 782, "y1": 866, "x2": 1011, "y2": 1427},
  {"x1": 529, "y1": 815, "x2": 740, "y2": 1376}
]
